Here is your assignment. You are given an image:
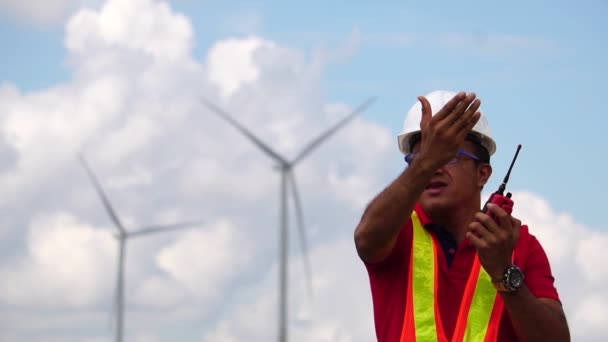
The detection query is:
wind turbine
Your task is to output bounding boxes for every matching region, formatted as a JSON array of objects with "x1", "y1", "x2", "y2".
[
  {"x1": 79, "y1": 155, "x2": 203, "y2": 342},
  {"x1": 201, "y1": 97, "x2": 376, "y2": 342}
]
